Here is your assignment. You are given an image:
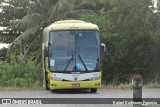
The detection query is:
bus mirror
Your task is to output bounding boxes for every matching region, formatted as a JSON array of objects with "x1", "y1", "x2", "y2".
[
  {"x1": 44, "y1": 46, "x2": 48, "y2": 57},
  {"x1": 101, "y1": 43, "x2": 107, "y2": 56},
  {"x1": 48, "y1": 43, "x2": 52, "y2": 57}
]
